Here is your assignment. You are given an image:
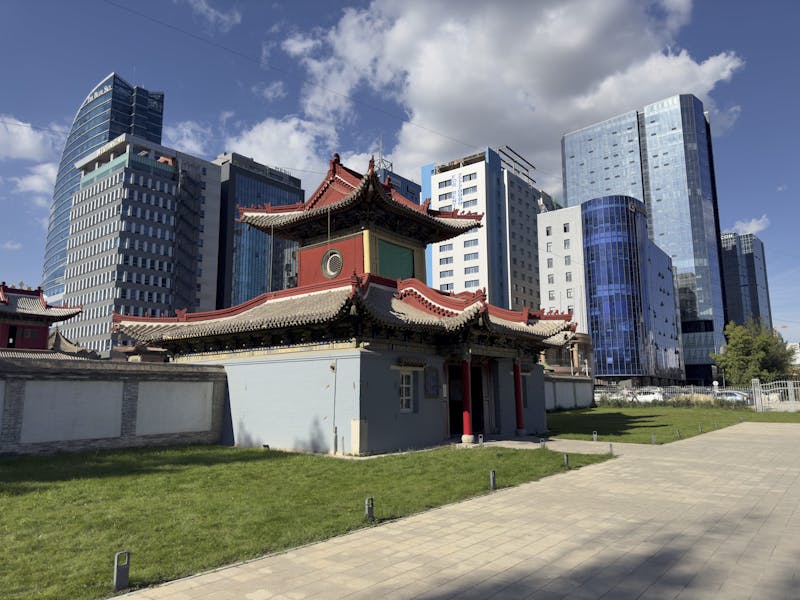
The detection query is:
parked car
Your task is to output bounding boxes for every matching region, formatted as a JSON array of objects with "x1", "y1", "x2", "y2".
[
  {"x1": 634, "y1": 388, "x2": 664, "y2": 403},
  {"x1": 715, "y1": 390, "x2": 751, "y2": 403}
]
